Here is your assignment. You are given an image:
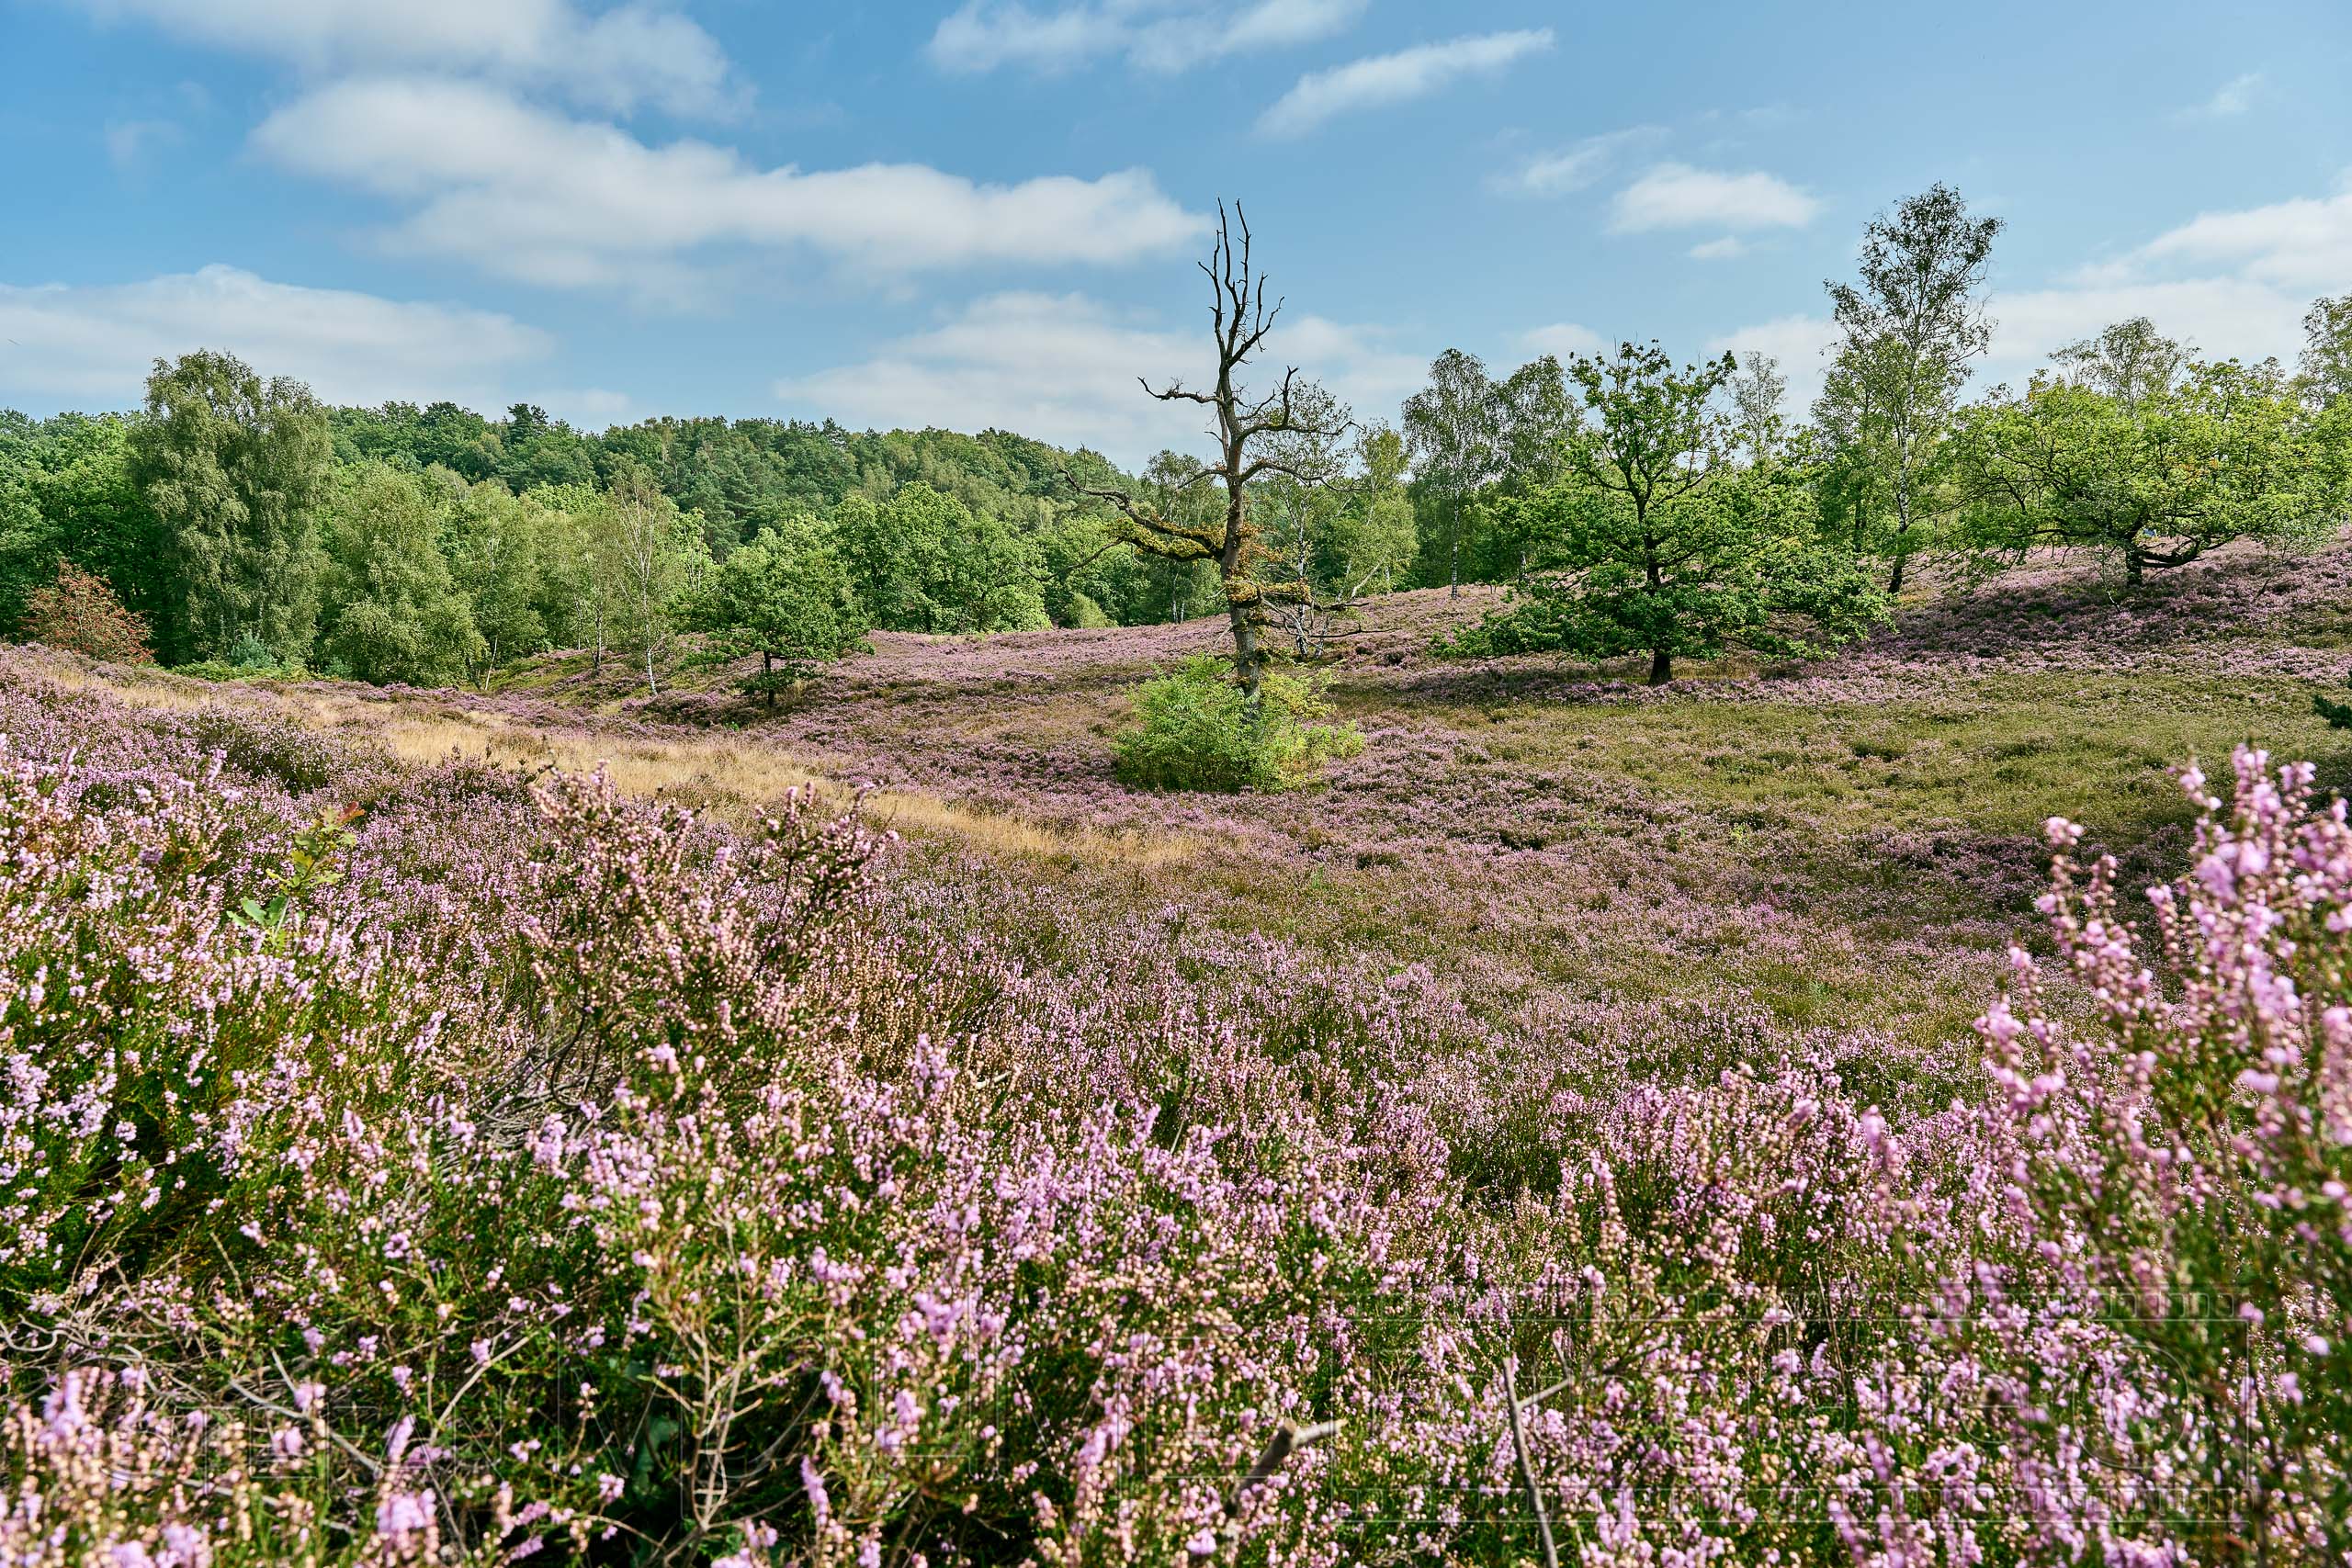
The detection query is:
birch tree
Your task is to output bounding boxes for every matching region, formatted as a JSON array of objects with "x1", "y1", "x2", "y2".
[
  {"x1": 1823, "y1": 184, "x2": 2003, "y2": 594},
  {"x1": 1403, "y1": 349, "x2": 1498, "y2": 597}
]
